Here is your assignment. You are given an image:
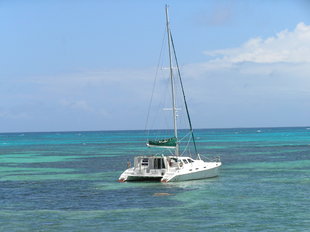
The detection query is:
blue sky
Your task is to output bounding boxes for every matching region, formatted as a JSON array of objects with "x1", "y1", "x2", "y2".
[{"x1": 1, "y1": 0, "x2": 310, "y2": 132}]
